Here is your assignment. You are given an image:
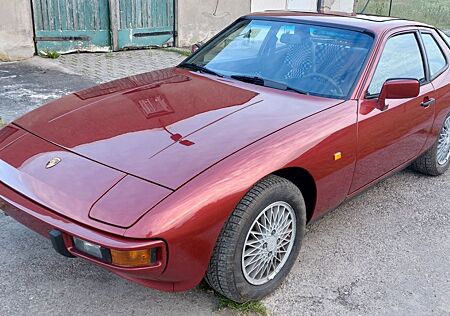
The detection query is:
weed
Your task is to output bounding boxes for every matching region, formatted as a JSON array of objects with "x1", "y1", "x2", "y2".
[
  {"x1": 355, "y1": 0, "x2": 450, "y2": 29},
  {"x1": 39, "y1": 49, "x2": 61, "y2": 59},
  {"x1": 0, "y1": 117, "x2": 6, "y2": 128},
  {"x1": 217, "y1": 295, "x2": 268, "y2": 316},
  {"x1": 161, "y1": 47, "x2": 191, "y2": 57},
  {"x1": 198, "y1": 281, "x2": 268, "y2": 315}
]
